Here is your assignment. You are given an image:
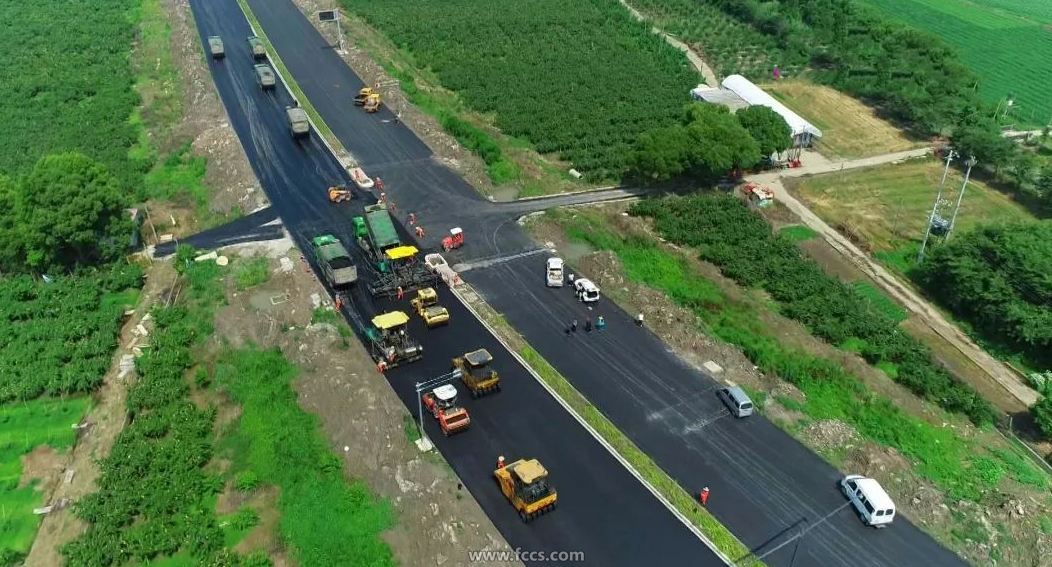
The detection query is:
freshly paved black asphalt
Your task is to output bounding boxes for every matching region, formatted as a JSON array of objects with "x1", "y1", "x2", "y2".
[
  {"x1": 188, "y1": 0, "x2": 722, "y2": 564},
  {"x1": 192, "y1": 0, "x2": 971, "y2": 565},
  {"x1": 467, "y1": 256, "x2": 970, "y2": 567}
]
